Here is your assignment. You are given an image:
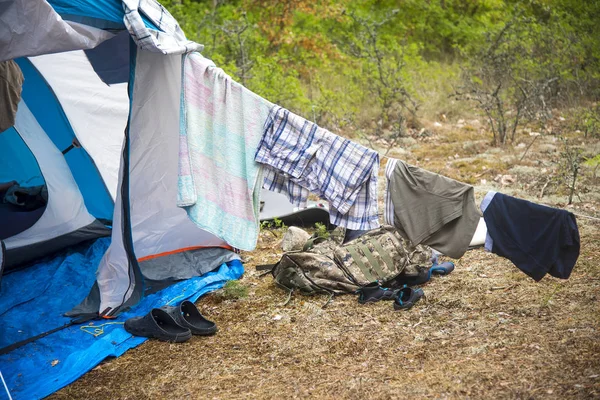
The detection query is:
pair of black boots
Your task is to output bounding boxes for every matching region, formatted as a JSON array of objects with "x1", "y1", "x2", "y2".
[{"x1": 124, "y1": 301, "x2": 216, "y2": 343}]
